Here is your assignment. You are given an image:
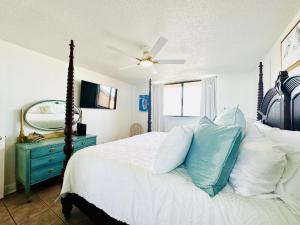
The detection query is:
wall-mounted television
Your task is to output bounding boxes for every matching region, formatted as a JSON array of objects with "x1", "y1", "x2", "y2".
[{"x1": 80, "y1": 80, "x2": 117, "y2": 109}]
